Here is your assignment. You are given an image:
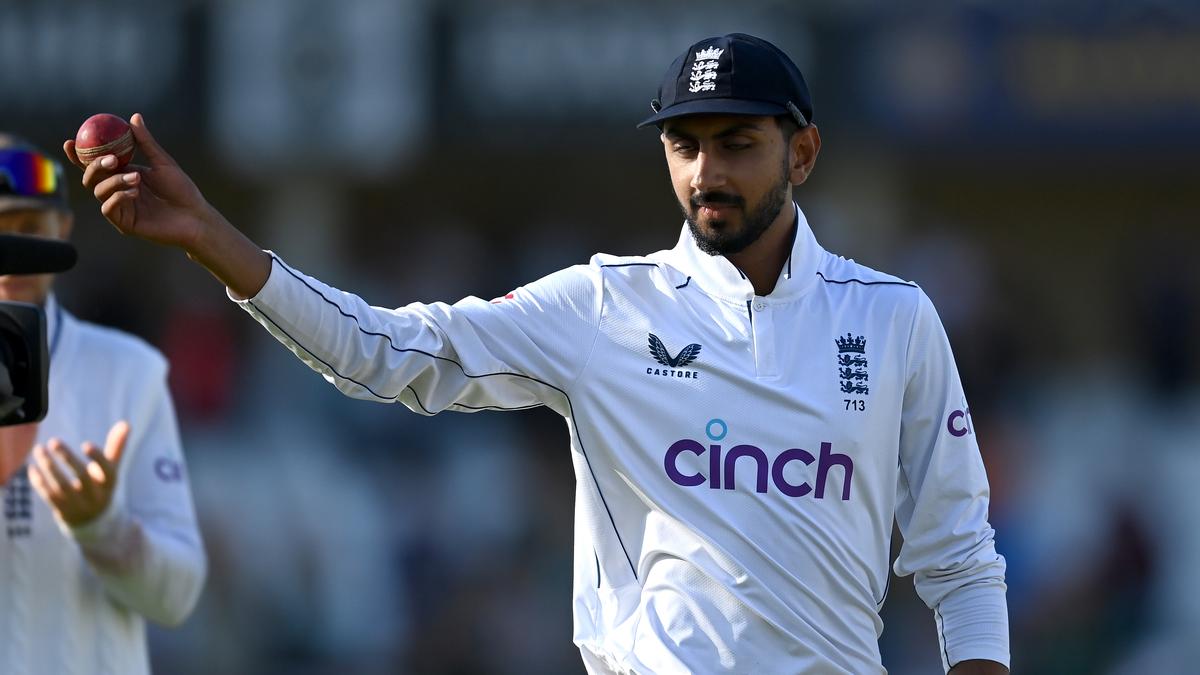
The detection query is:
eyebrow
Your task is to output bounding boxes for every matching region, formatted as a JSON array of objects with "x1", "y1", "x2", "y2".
[{"x1": 665, "y1": 123, "x2": 765, "y2": 142}]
